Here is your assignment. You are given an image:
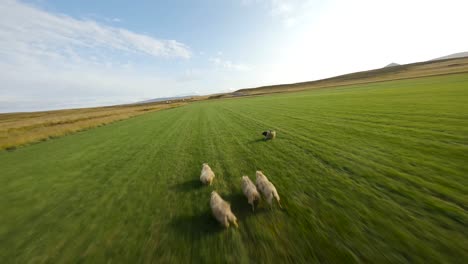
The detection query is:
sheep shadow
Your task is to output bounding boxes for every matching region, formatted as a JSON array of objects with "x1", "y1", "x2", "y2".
[
  {"x1": 169, "y1": 210, "x2": 225, "y2": 239},
  {"x1": 247, "y1": 138, "x2": 266, "y2": 144},
  {"x1": 225, "y1": 192, "x2": 270, "y2": 220},
  {"x1": 170, "y1": 179, "x2": 202, "y2": 192},
  {"x1": 168, "y1": 194, "x2": 278, "y2": 238}
]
